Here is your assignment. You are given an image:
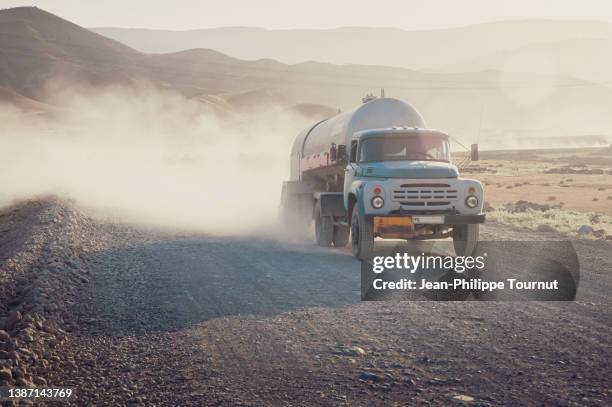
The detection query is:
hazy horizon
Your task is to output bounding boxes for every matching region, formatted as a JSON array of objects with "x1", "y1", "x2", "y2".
[
  {"x1": 88, "y1": 18, "x2": 610, "y2": 32},
  {"x1": 2, "y1": 0, "x2": 612, "y2": 30}
]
